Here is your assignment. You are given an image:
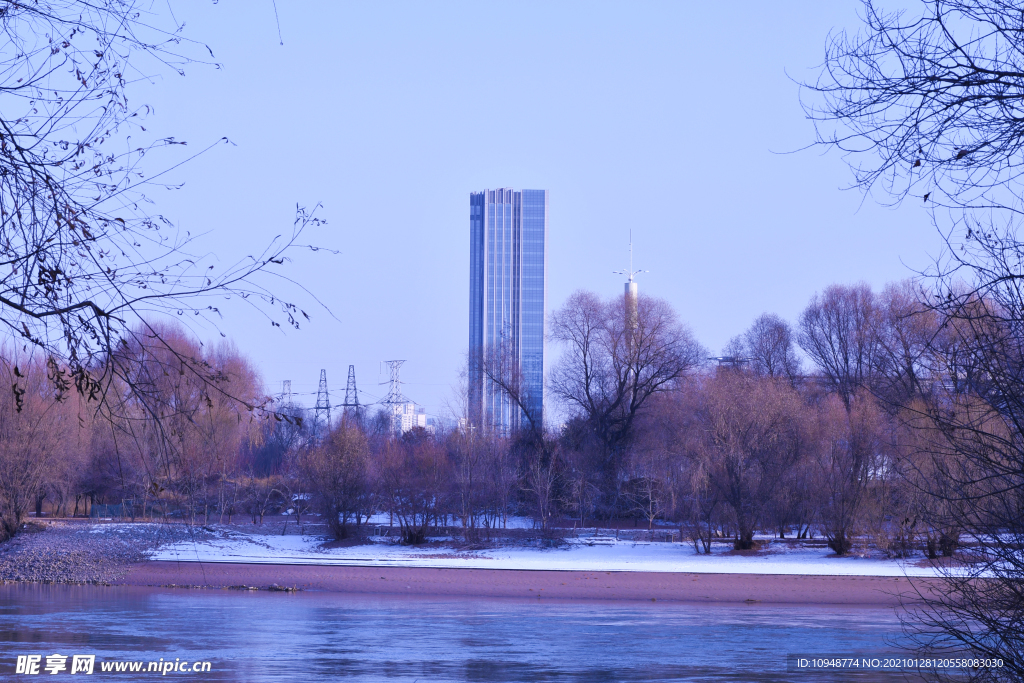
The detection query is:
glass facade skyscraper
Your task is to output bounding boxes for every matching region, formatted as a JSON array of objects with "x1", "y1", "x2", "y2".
[{"x1": 469, "y1": 188, "x2": 547, "y2": 432}]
